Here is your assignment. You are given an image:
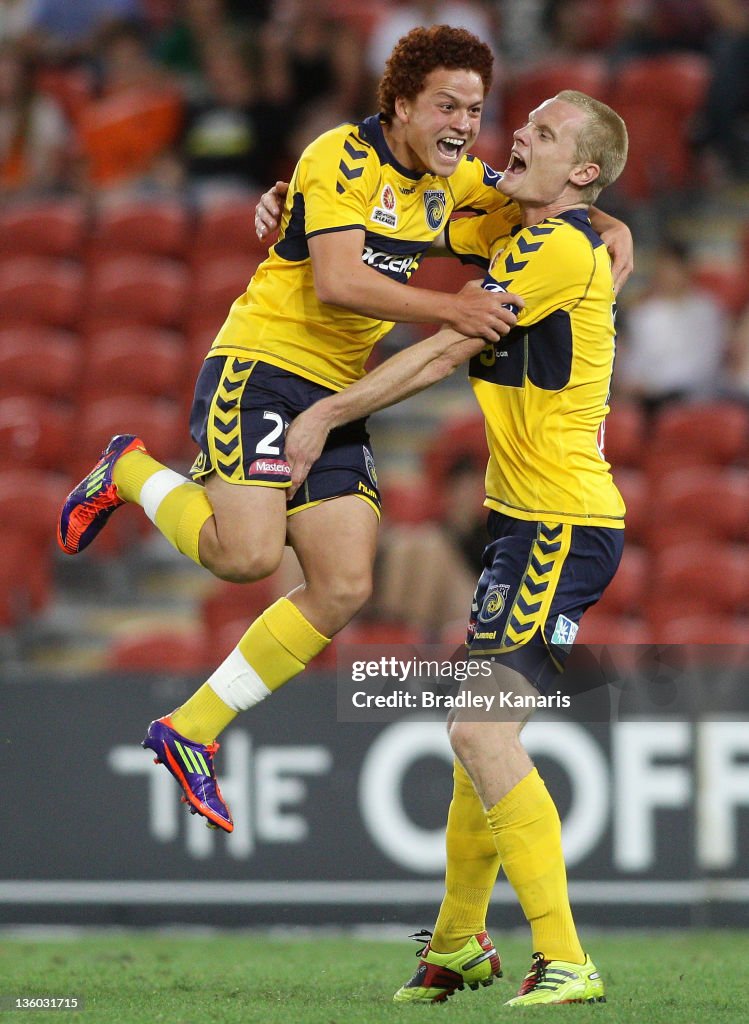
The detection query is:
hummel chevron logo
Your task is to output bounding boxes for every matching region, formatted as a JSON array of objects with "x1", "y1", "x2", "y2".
[{"x1": 175, "y1": 740, "x2": 209, "y2": 776}]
